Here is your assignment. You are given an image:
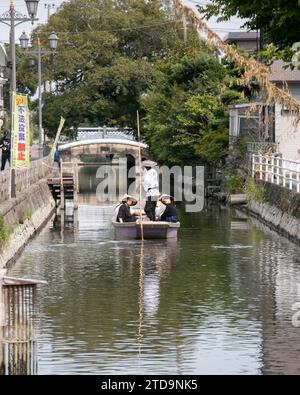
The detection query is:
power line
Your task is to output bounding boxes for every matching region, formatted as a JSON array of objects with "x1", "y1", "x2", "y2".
[{"x1": 37, "y1": 19, "x2": 185, "y2": 35}]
